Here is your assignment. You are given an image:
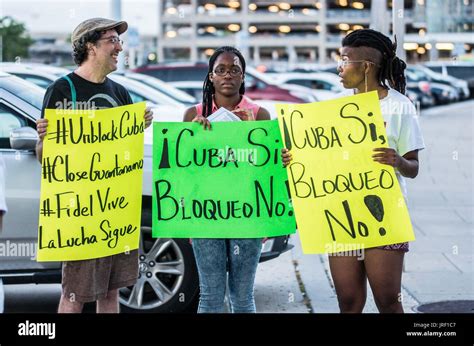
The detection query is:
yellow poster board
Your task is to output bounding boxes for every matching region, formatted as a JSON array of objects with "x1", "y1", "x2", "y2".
[
  {"x1": 37, "y1": 102, "x2": 146, "y2": 261},
  {"x1": 277, "y1": 92, "x2": 415, "y2": 254}
]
